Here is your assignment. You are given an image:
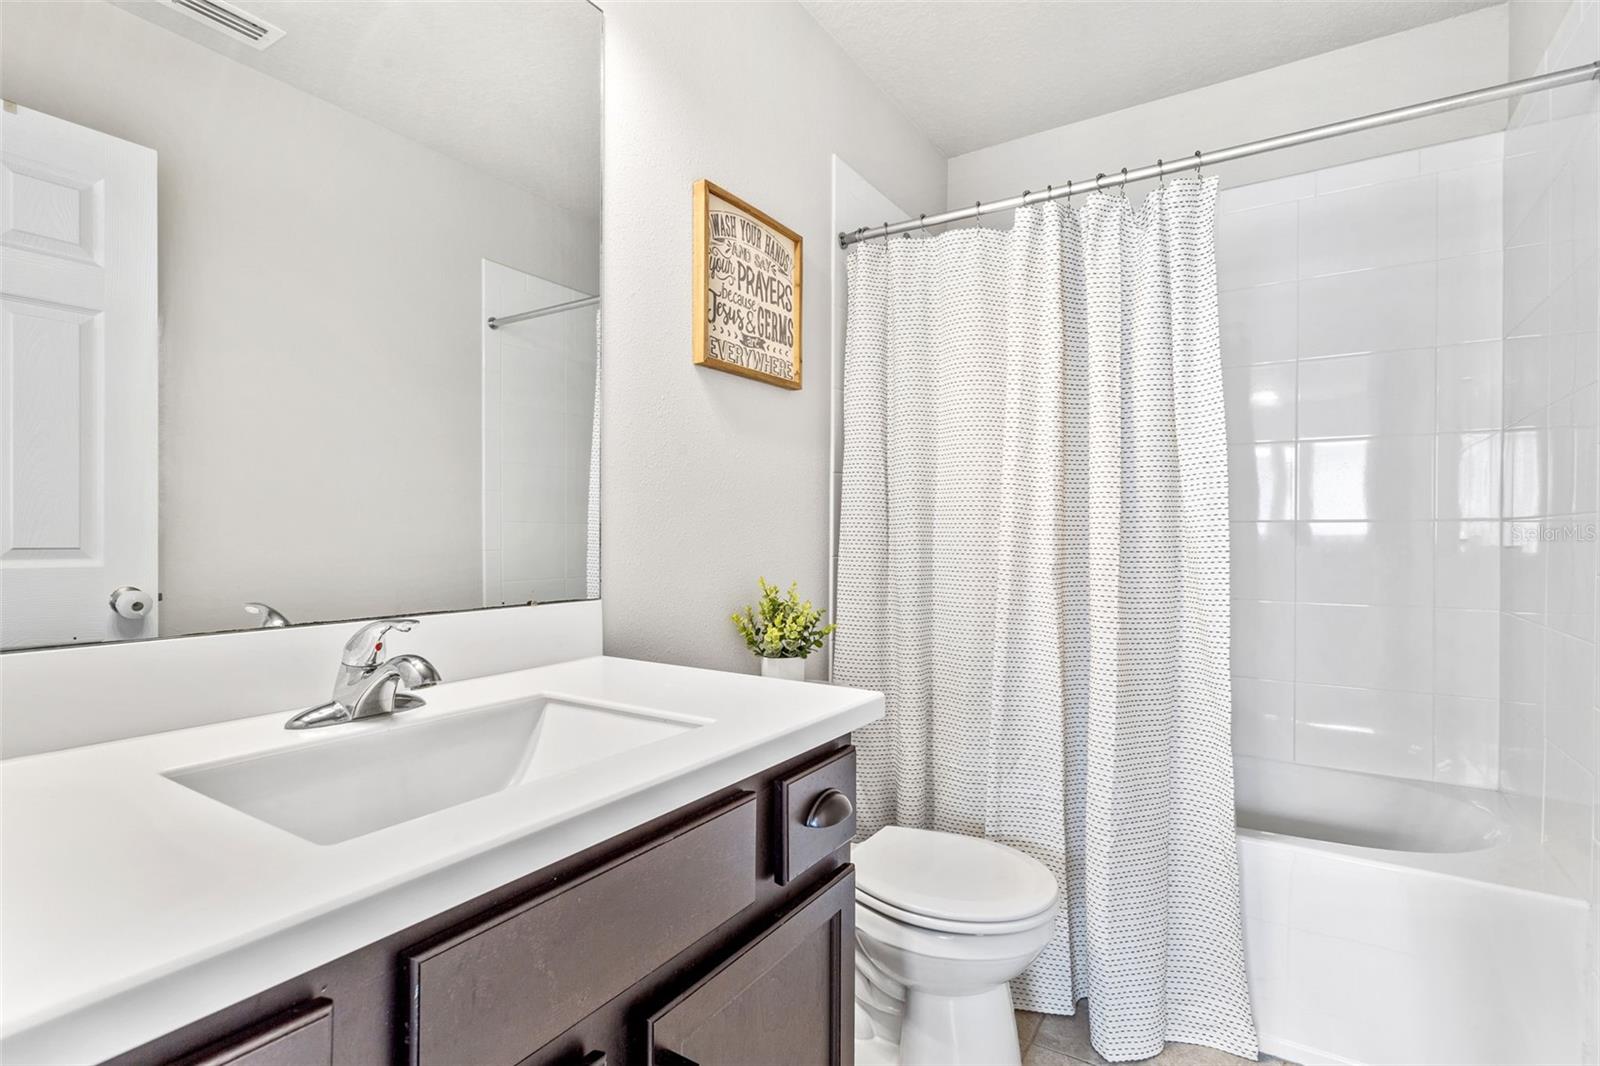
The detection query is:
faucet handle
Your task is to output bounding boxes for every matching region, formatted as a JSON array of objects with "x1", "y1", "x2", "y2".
[{"x1": 340, "y1": 618, "x2": 419, "y2": 668}]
